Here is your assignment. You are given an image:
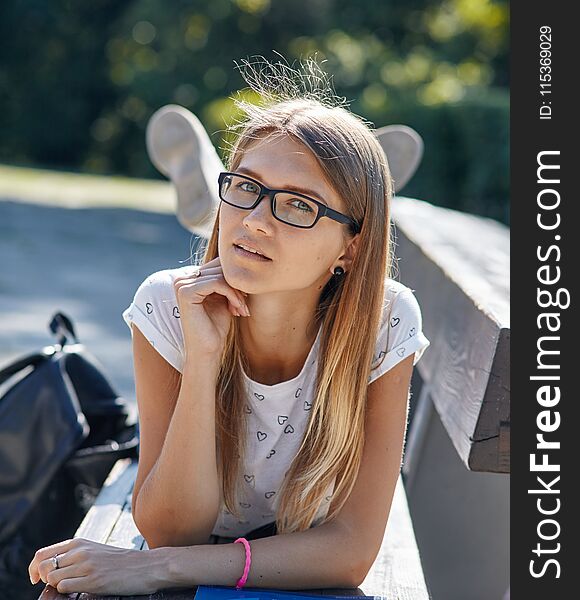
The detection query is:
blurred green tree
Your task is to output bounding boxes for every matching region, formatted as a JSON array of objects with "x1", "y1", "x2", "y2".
[{"x1": 0, "y1": 0, "x2": 508, "y2": 222}]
